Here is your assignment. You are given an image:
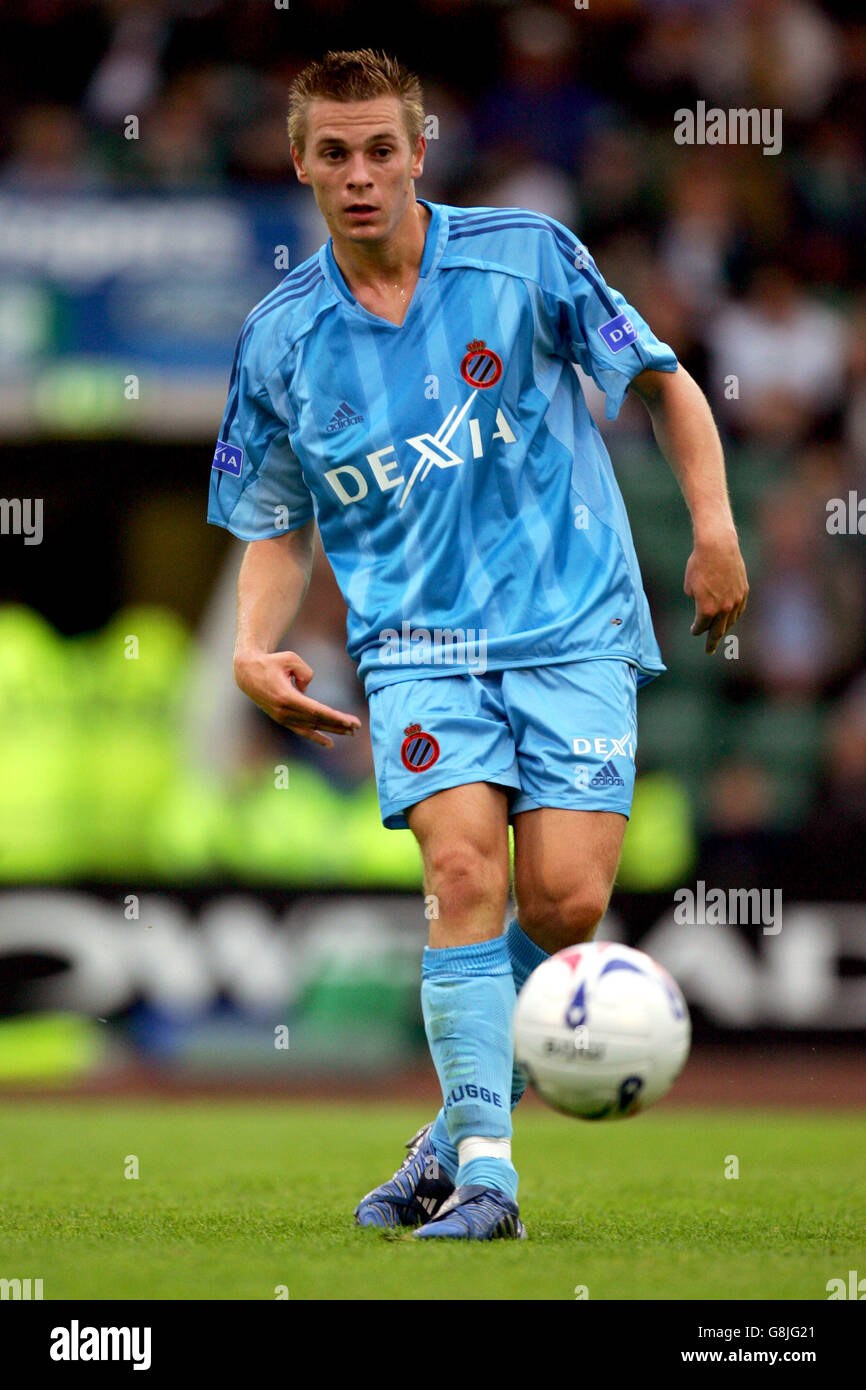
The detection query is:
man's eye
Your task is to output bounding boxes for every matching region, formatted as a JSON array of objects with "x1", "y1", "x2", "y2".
[{"x1": 375, "y1": 147, "x2": 393, "y2": 158}]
